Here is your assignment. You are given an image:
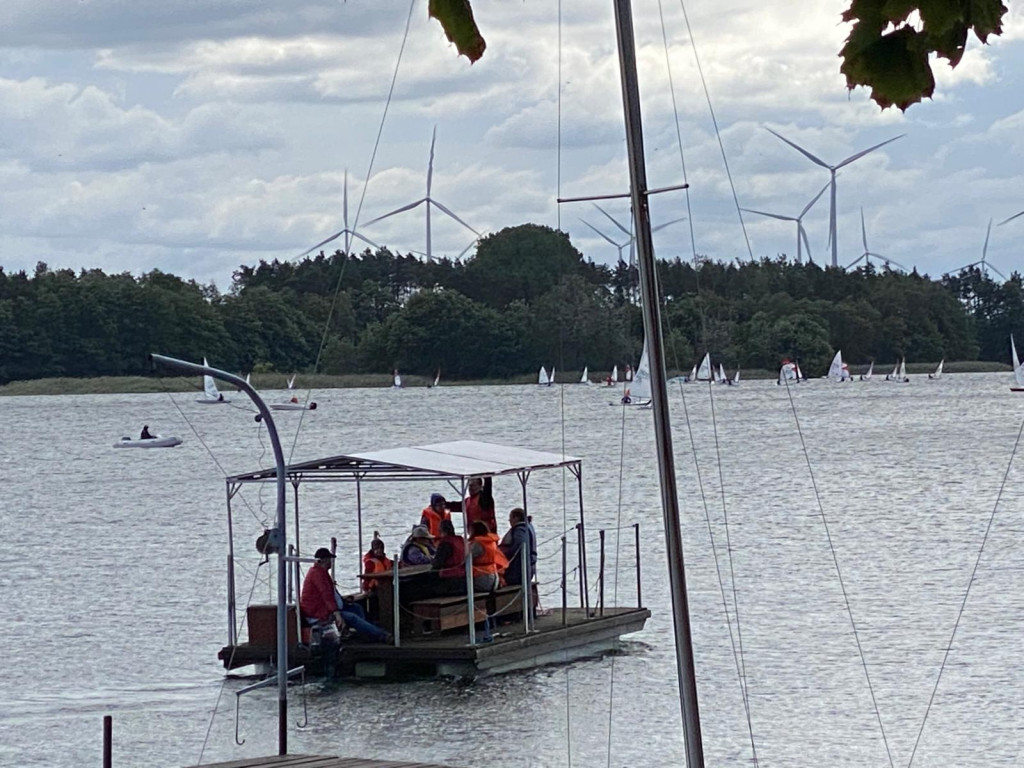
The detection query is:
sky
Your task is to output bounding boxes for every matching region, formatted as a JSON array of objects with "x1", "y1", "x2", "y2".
[{"x1": 1, "y1": 0, "x2": 1024, "y2": 289}]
